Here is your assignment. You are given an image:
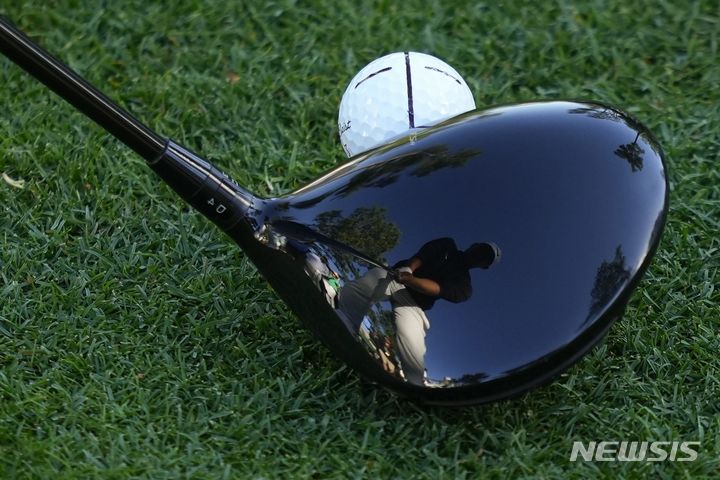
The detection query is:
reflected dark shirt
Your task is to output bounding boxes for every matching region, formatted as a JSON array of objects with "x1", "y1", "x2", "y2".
[{"x1": 395, "y1": 238, "x2": 471, "y2": 310}]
